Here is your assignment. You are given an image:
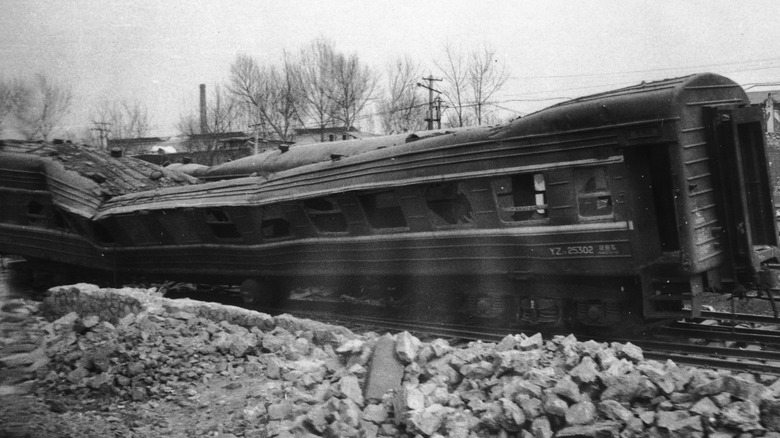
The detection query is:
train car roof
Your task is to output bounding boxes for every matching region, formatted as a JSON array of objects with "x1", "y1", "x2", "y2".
[
  {"x1": 492, "y1": 72, "x2": 747, "y2": 139},
  {"x1": 194, "y1": 127, "x2": 487, "y2": 181},
  {"x1": 0, "y1": 141, "x2": 199, "y2": 218},
  {"x1": 96, "y1": 73, "x2": 749, "y2": 218}
]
